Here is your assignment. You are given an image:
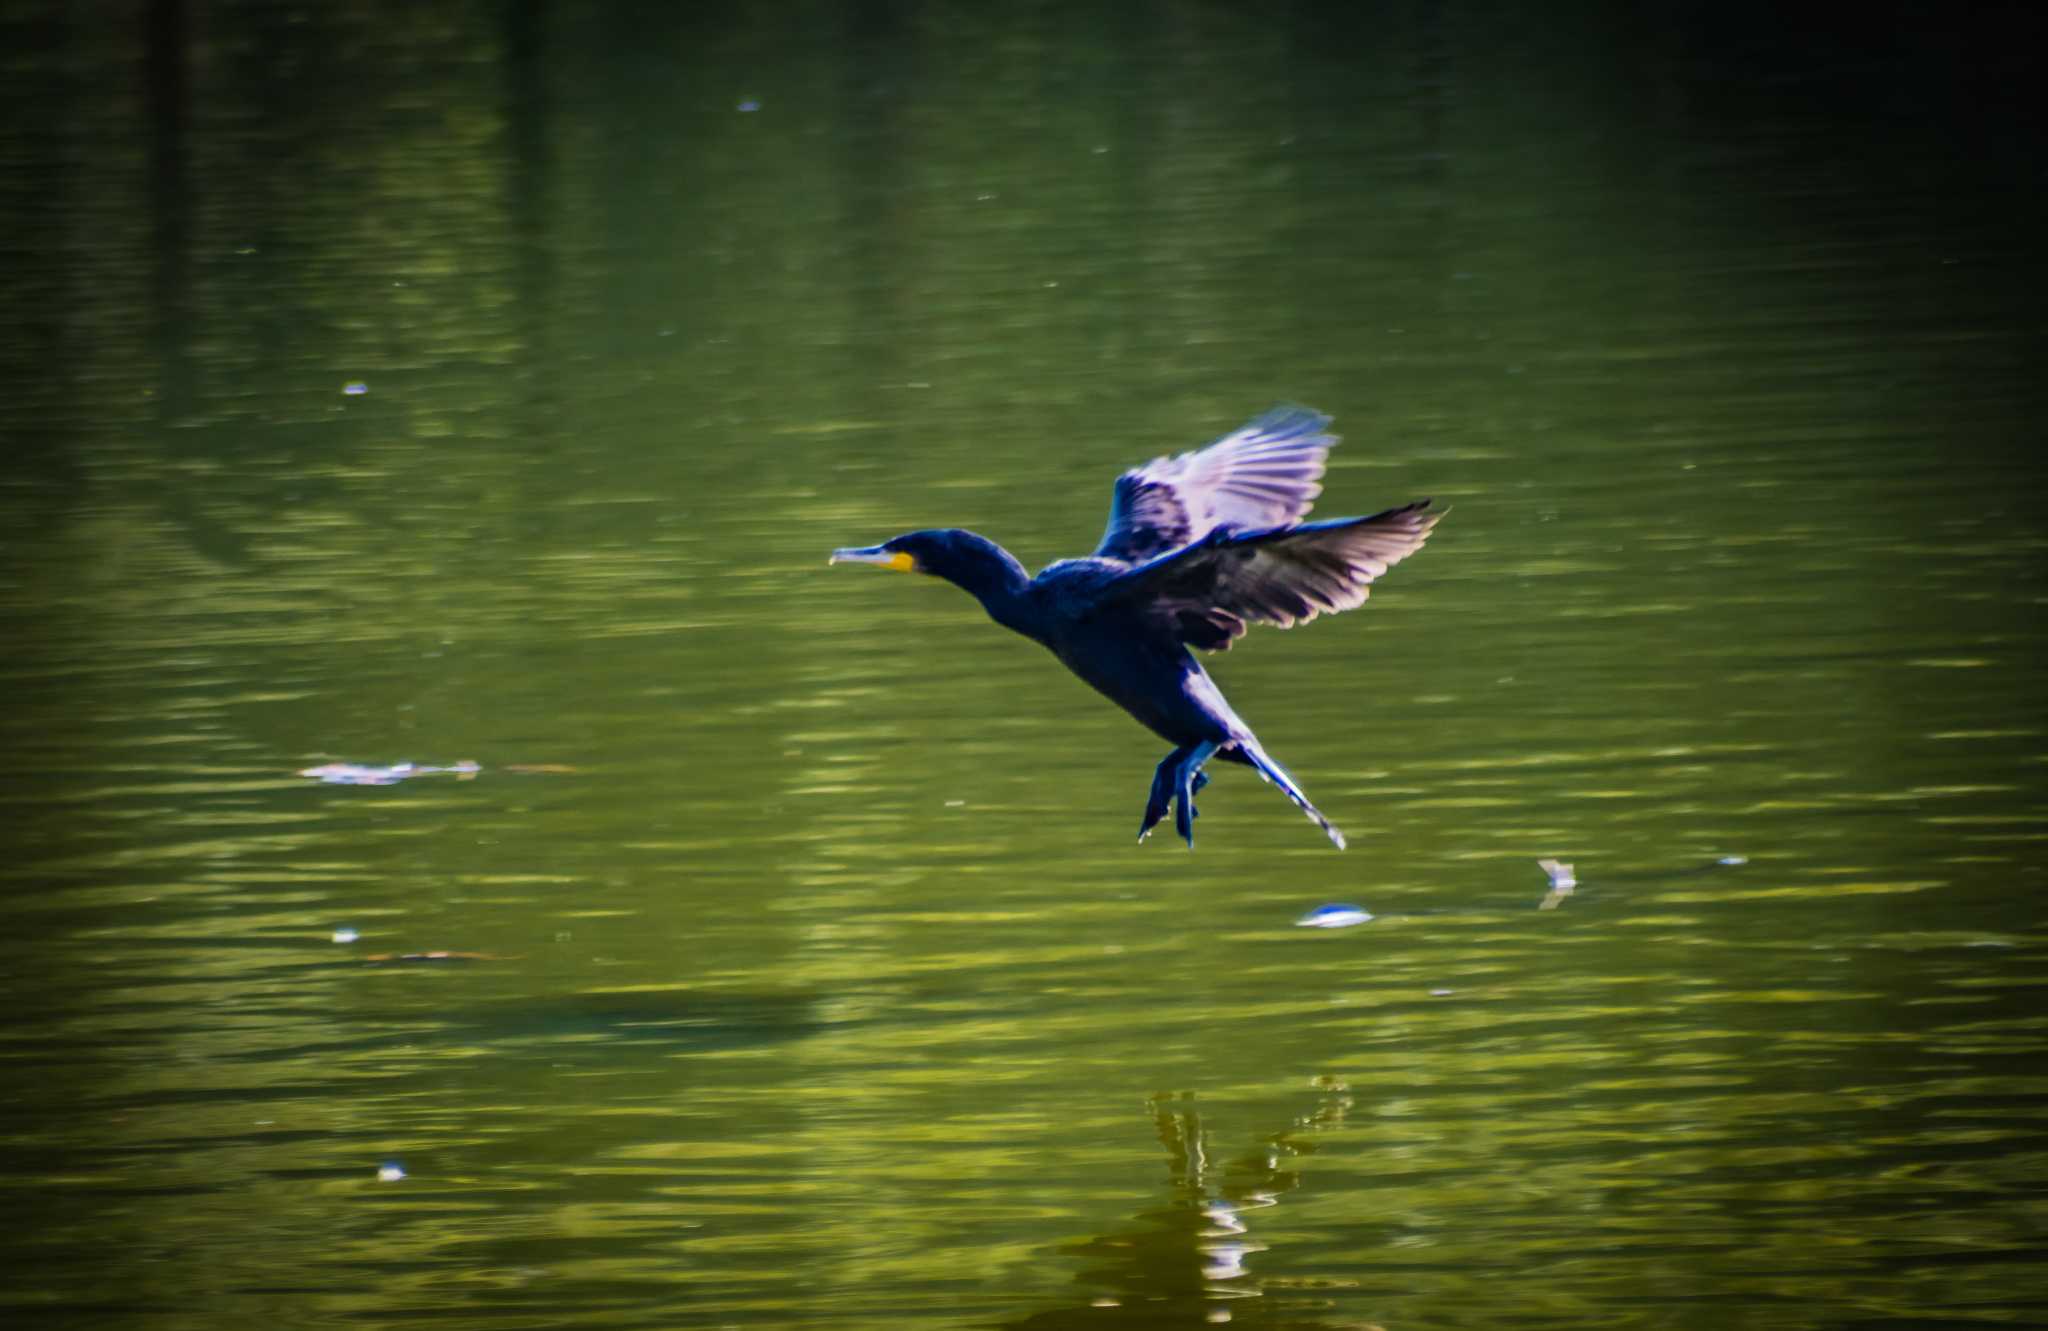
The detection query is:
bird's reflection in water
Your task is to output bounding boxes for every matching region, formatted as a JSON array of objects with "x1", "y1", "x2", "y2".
[{"x1": 1008, "y1": 1080, "x2": 1374, "y2": 1330}]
